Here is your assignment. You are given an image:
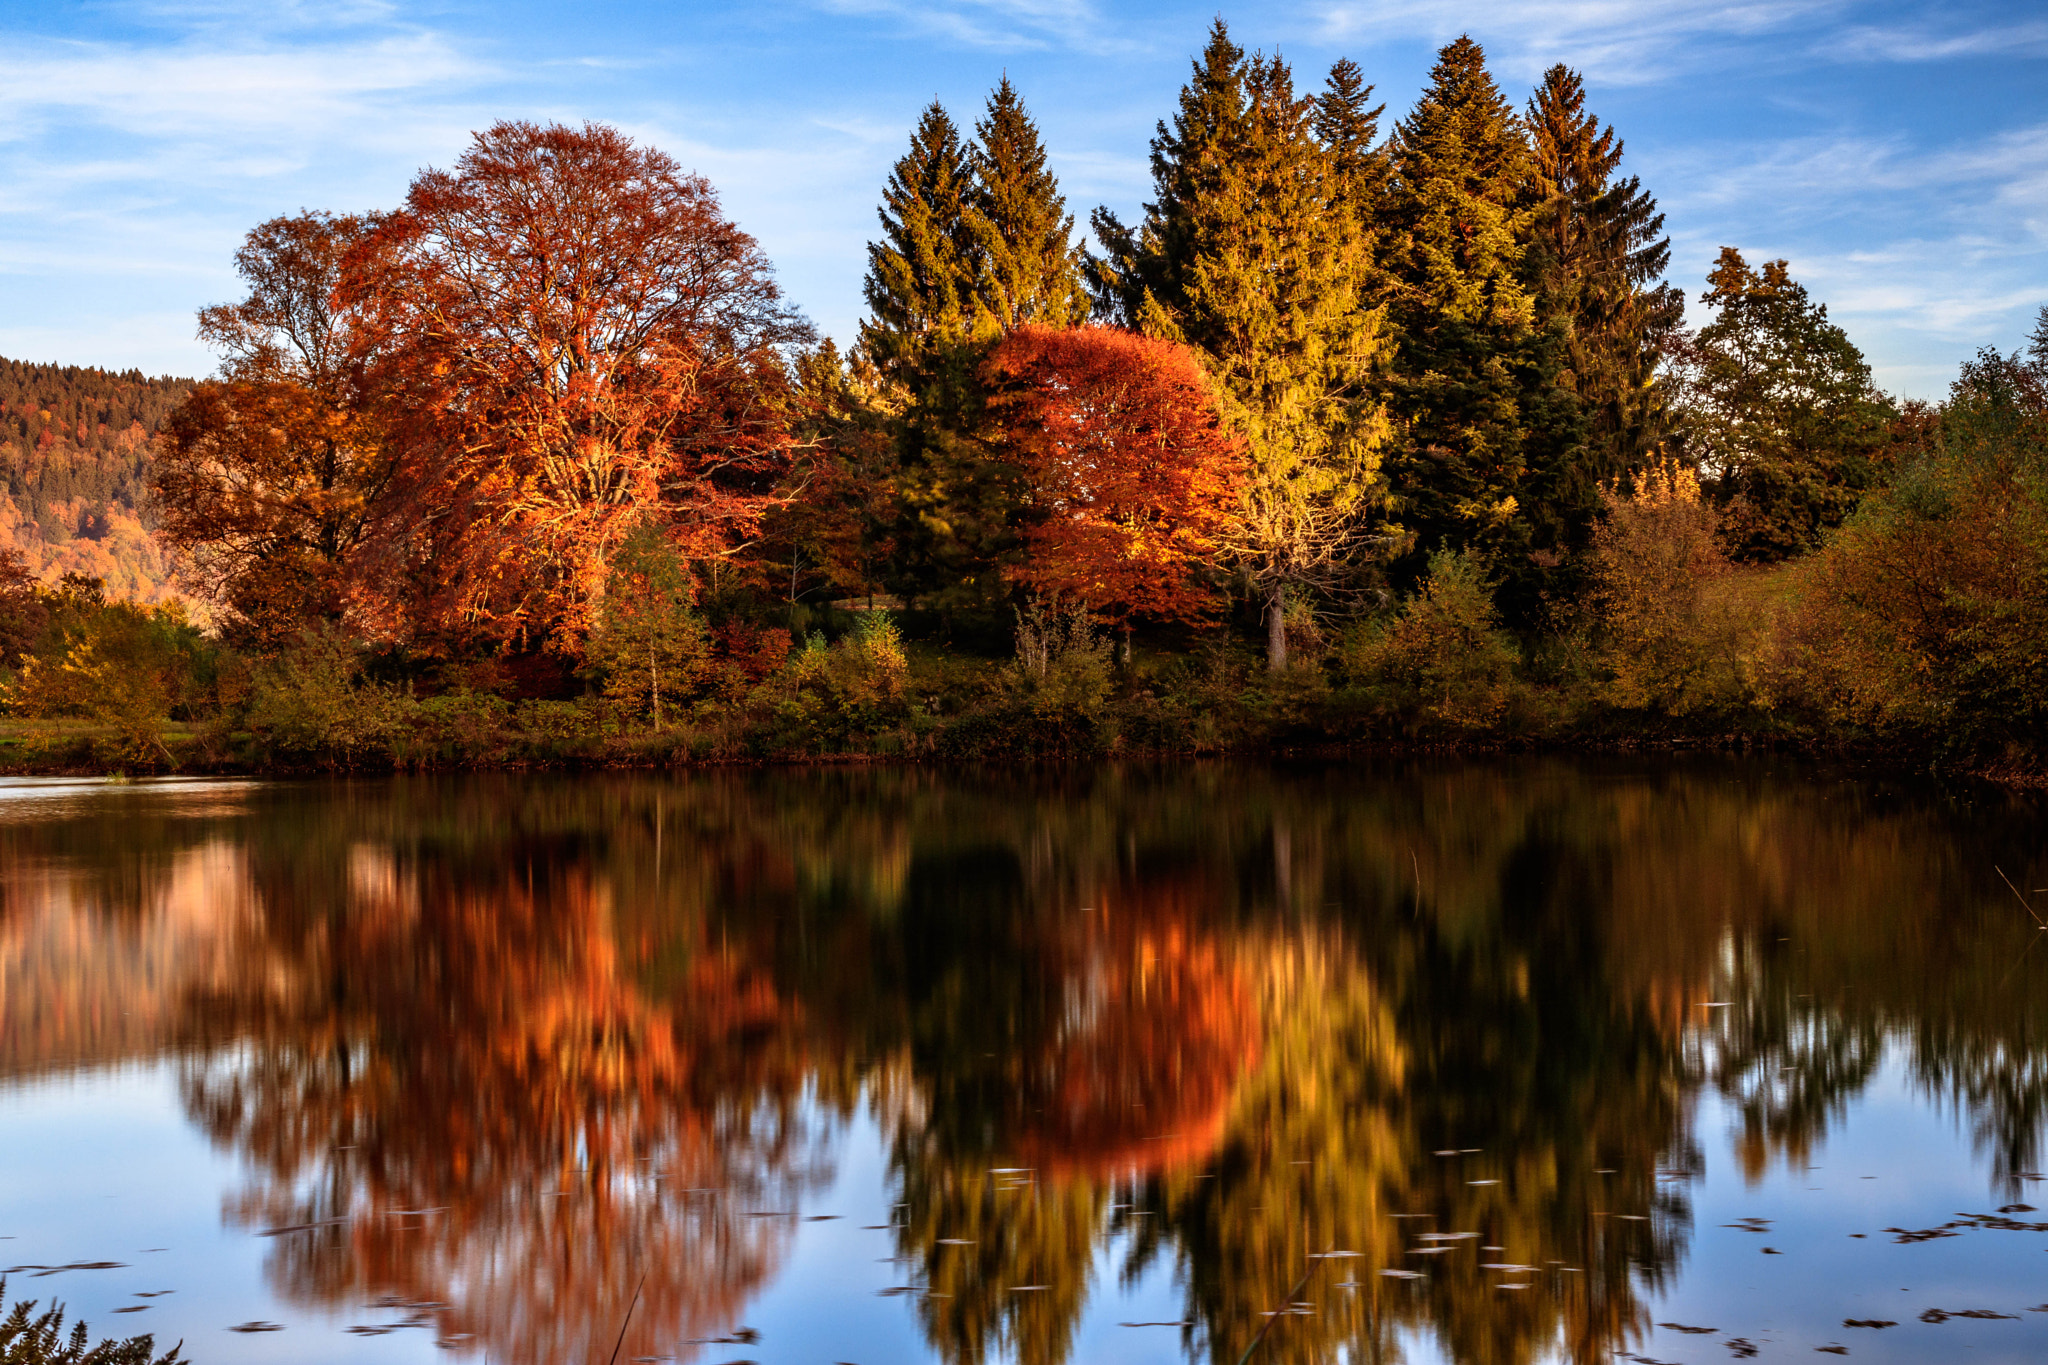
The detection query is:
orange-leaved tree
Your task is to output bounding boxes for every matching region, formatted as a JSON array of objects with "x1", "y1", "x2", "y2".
[
  {"x1": 985, "y1": 324, "x2": 1243, "y2": 624},
  {"x1": 349, "y1": 121, "x2": 814, "y2": 650},
  {"x1": 156, "y1": 212, "x2": 403, "y2": 649}
]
